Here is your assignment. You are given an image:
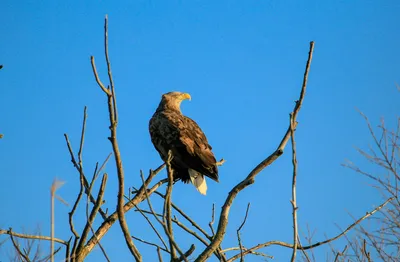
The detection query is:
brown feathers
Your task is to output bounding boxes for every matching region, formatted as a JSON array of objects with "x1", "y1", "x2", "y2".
[{"x1": 149, "y1": 92, "x2": 219, "y2": 193}]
